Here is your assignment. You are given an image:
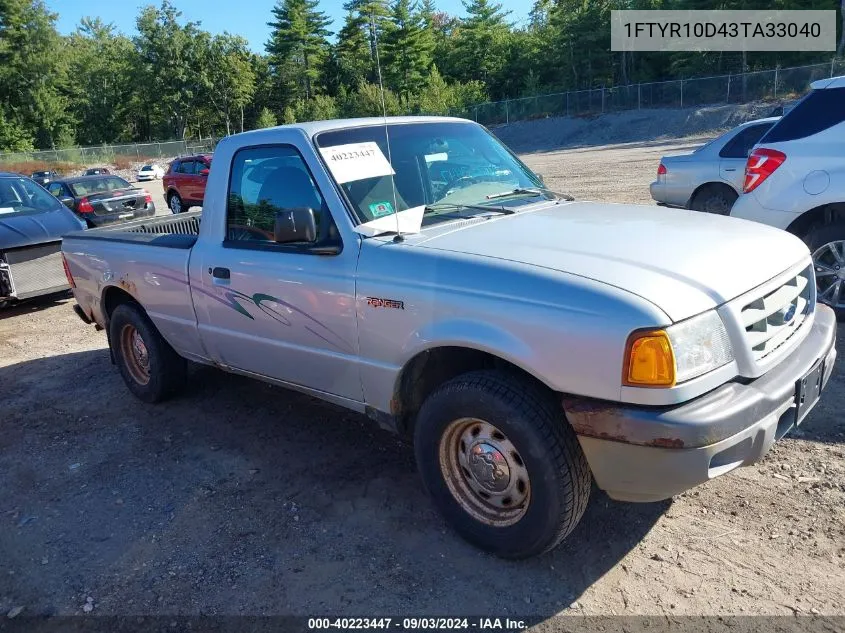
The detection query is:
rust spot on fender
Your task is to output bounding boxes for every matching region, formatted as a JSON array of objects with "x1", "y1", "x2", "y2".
[
  {"x1": 117, "y1": 275, "x2": 137, "y2": 295},
  {"x1": 562, "y1": 396, "x2": 630, "y2": 442},
  {"x1": 647, "y1": 437, "x2": 685, "y2": 449}
]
